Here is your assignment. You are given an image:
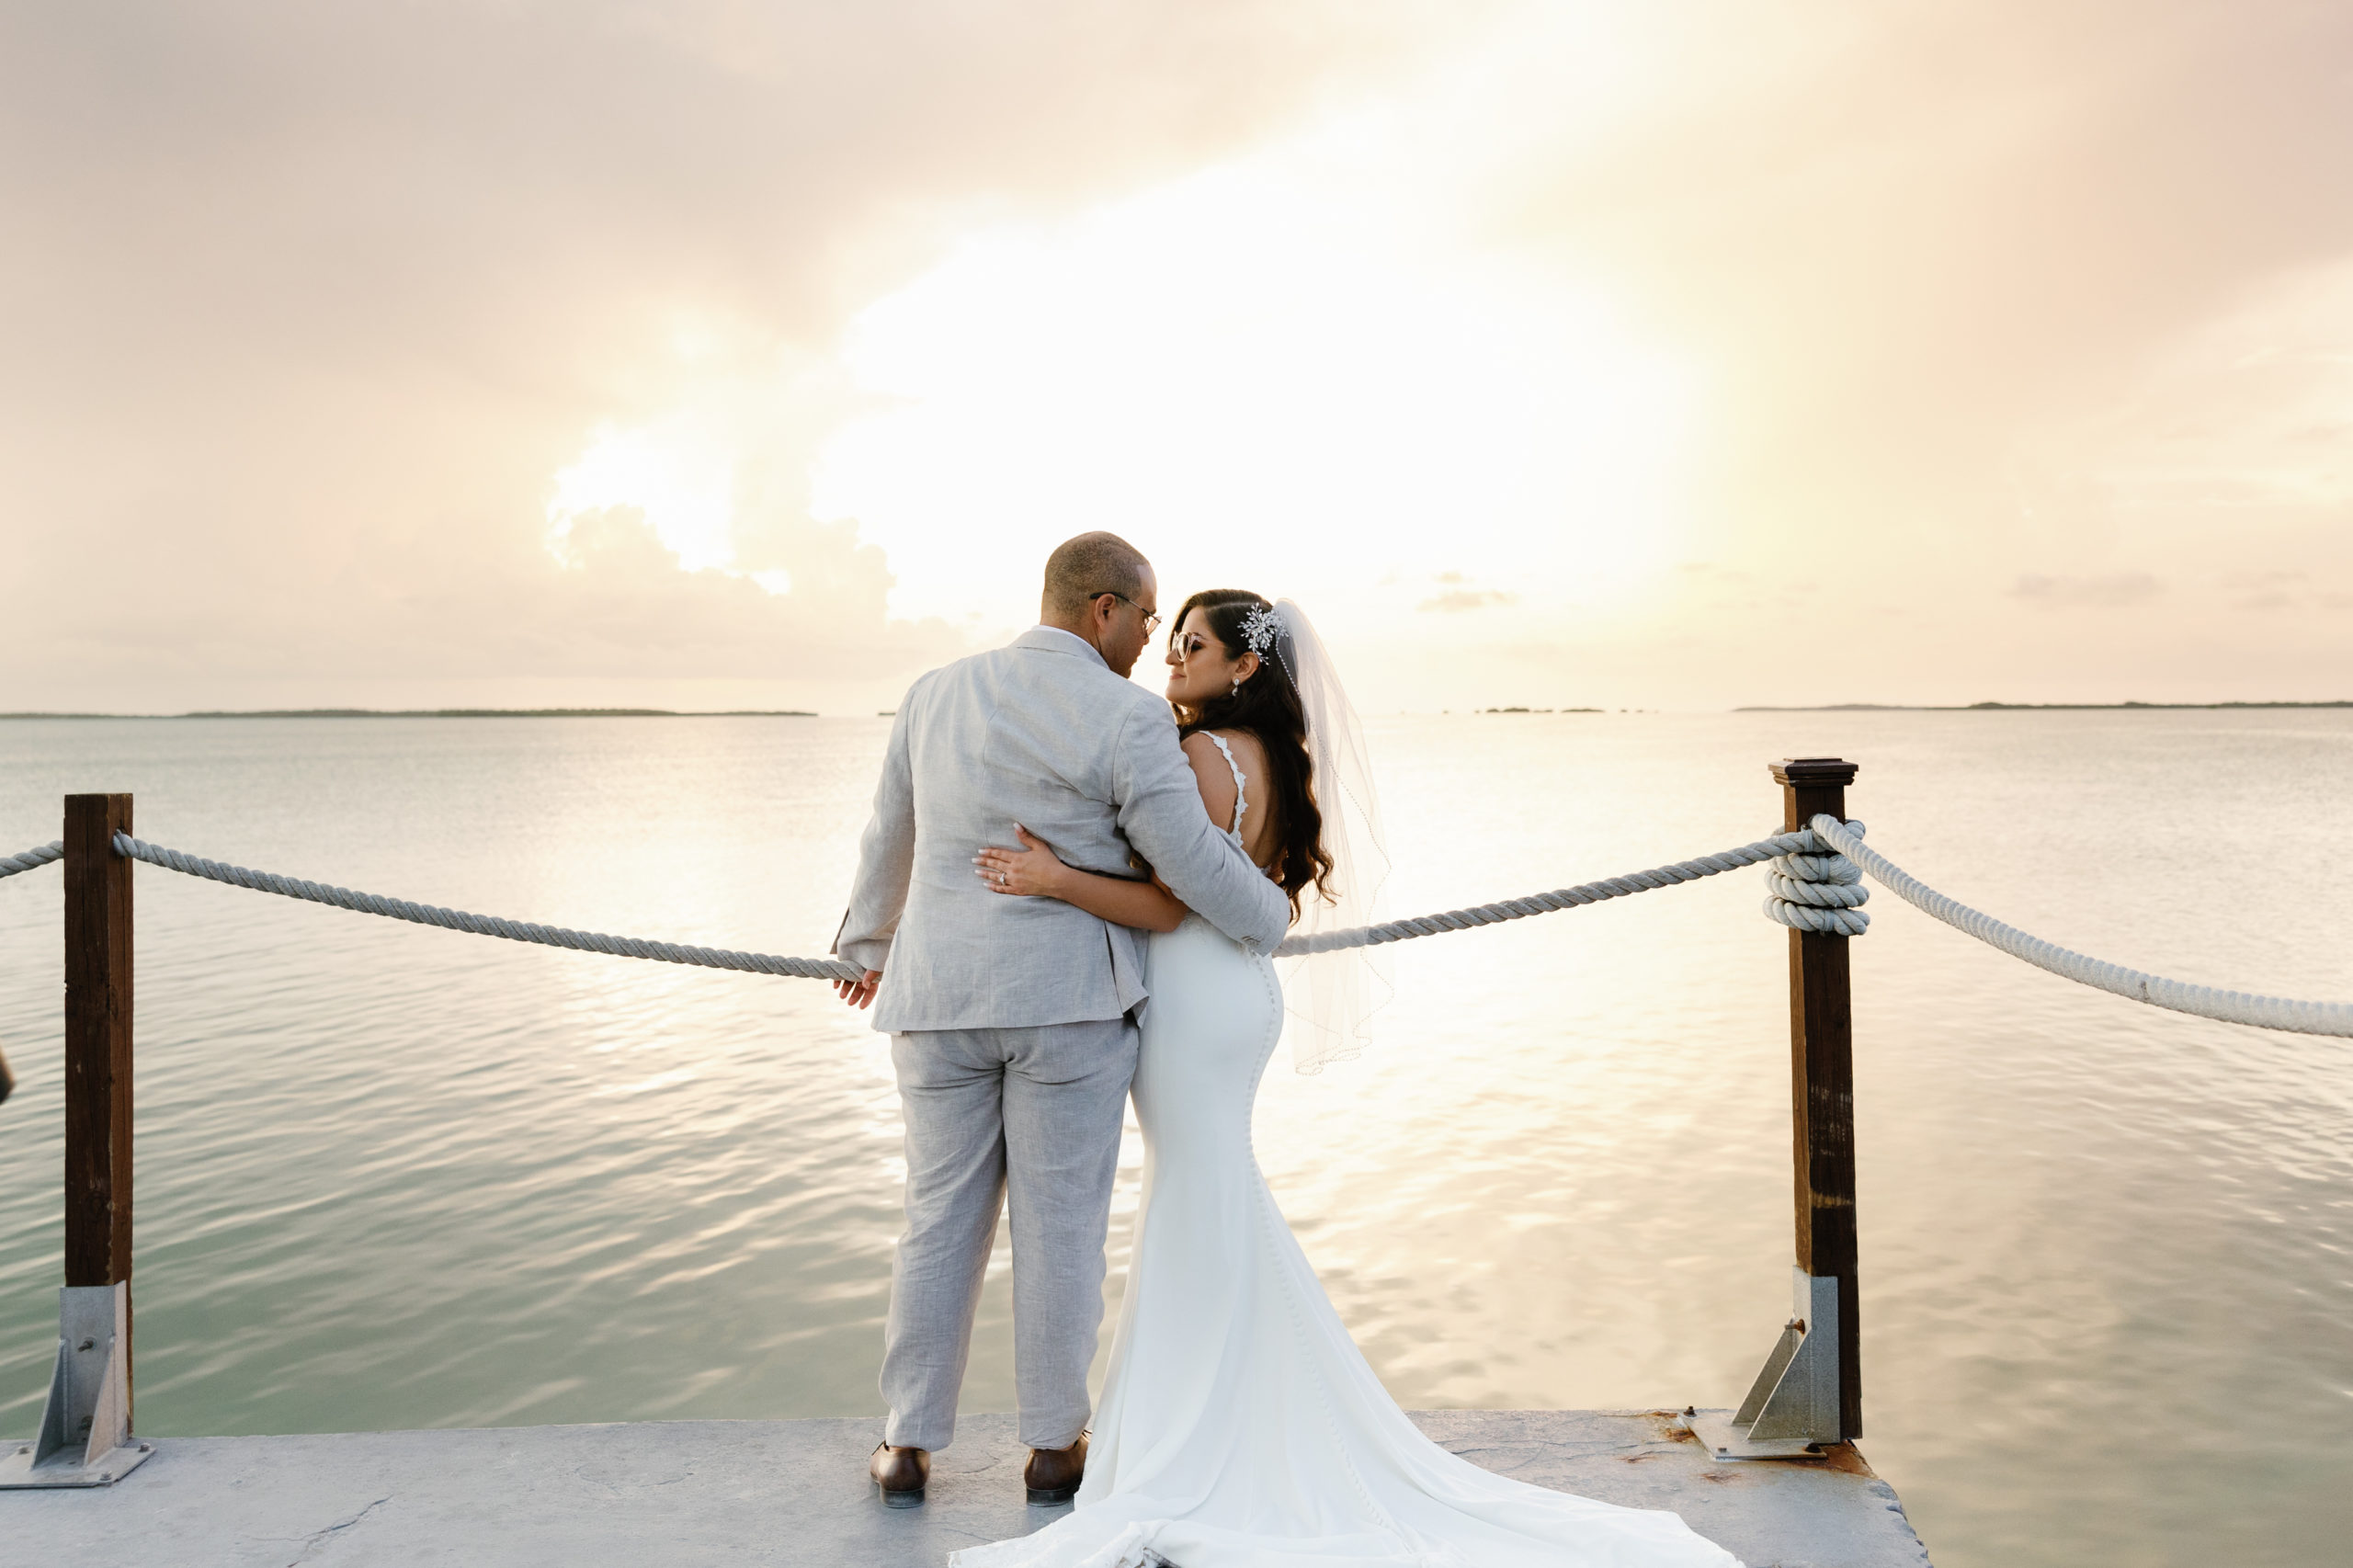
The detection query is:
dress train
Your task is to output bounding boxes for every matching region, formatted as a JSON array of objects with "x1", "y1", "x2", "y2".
[{"x1": 948, "y1": 910, "x2": 1742, "y2": 1568}]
